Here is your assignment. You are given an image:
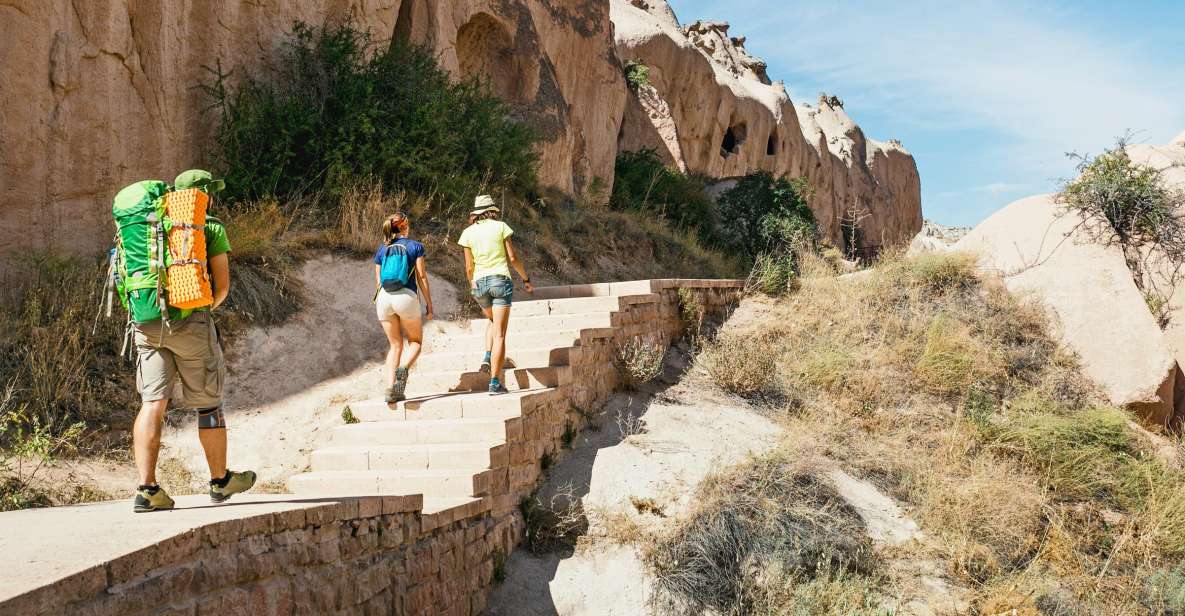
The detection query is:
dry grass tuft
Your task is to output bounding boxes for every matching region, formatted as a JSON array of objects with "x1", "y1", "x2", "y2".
[
  {"x1": 522, "y1": 482, "x2": 588, "y2": 555},
  {"x1": 615, "y1": 337, "x2": 665, "y2": 390},
  {"x1": 645, "y1": 453, "x2": 883, "y2": 615},
  {"x1": 697, "y1": 332, "x2": 780, "y2": 400}
]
